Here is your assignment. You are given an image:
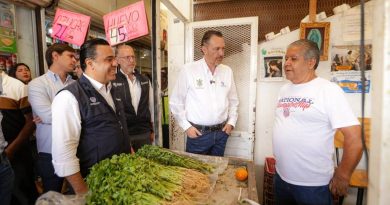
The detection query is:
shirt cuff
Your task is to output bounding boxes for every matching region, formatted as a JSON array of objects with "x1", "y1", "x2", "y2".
[
  {"x1": 226, "y1": 119, "x2": 236, "y2": 128},
  {"x1": 180, "y1": 120, "x2": 192, "y2": 131},
  {"x1": 52, "y1": 159, "x2": 80, "y2": 177}
]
